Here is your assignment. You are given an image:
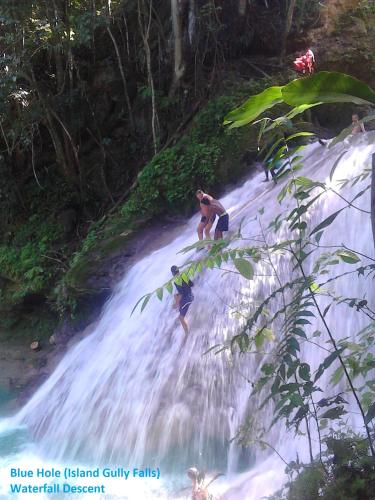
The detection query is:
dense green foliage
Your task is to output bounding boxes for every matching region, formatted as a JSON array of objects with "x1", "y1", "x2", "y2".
[
  {"x1": 270, "y1": 434, "x2": 375, "y2": 499},
  {"x1": 122, "y1": 95, "x2": 253, "y2": 220},
  {"x1": 0, "y1": 215, "x2": 65, "y2": 302},
  {"x1": 0, "y1": 0, "x2": 316, "y2": 325}
]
